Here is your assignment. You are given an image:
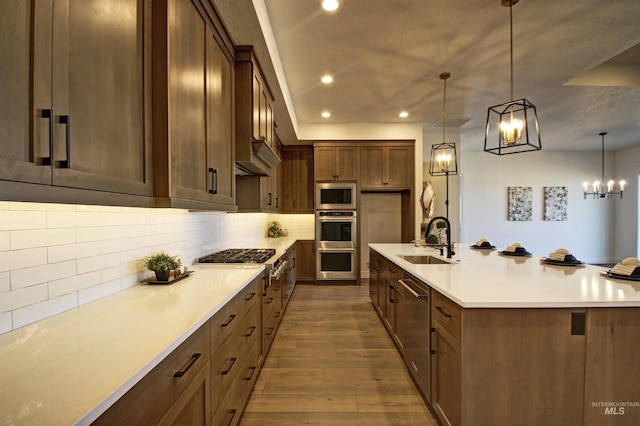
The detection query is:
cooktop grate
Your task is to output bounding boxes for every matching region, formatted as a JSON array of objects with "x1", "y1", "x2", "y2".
[{"x1": 197, "y1": 248, "x2": 276, "y2": 264}]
